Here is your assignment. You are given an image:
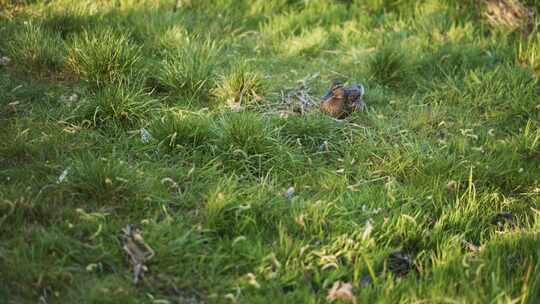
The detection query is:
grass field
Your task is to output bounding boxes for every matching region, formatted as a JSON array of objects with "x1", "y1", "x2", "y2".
[{"x1": 1, "y1": 0, "x2": 540, "y2": 303}]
